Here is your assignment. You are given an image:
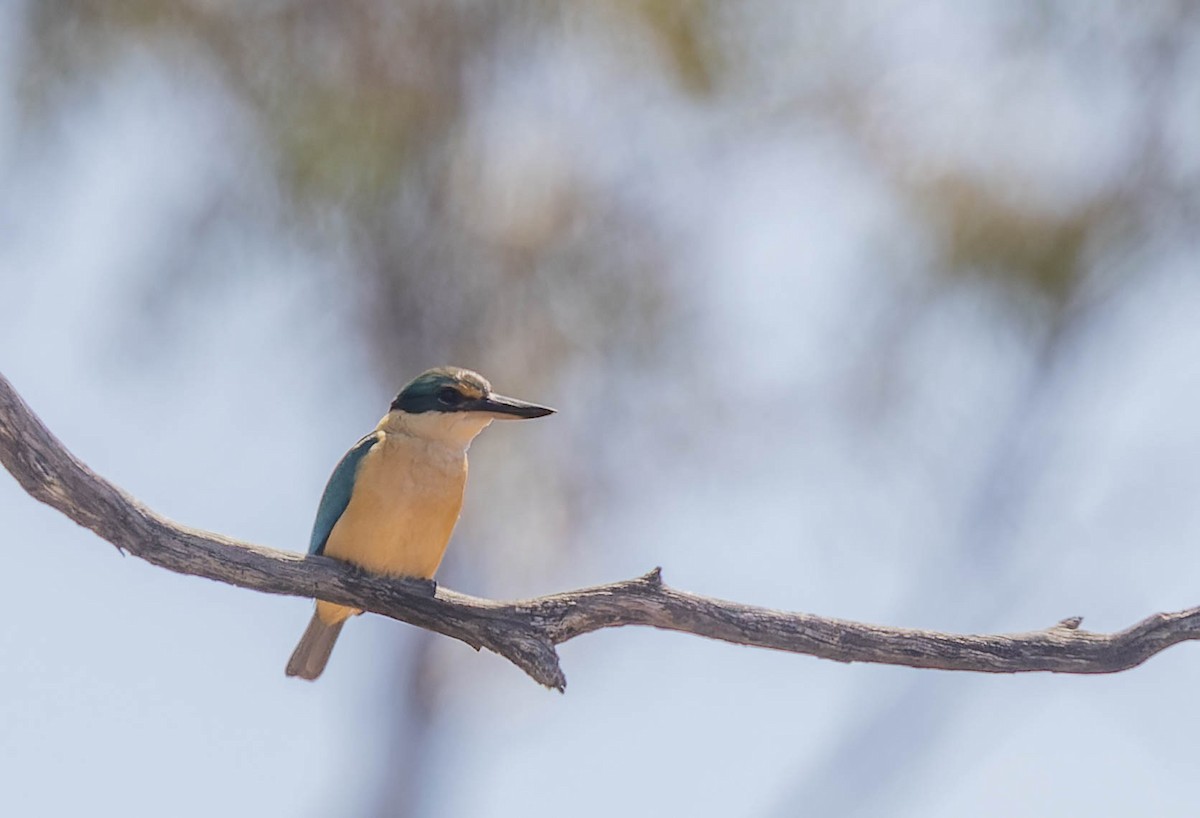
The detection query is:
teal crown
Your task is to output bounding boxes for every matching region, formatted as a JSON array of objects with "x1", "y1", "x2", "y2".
[
  {"x1": 390, "y1": 367, "x2": 490, "y2": 414},
  {"x1": 389, "y1": 367, "x2": 554, "y2": 419}
]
